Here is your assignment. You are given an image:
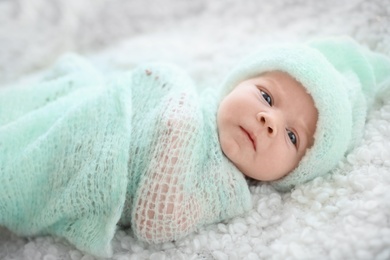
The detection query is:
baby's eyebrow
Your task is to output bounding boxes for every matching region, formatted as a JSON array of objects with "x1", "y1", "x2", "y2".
[
  {"x1": 259, "y1": 77, "x2": 280, "y2": 98},
  {"x1": 261, "y1": 77, "x2": 278, "y2": 89}
]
